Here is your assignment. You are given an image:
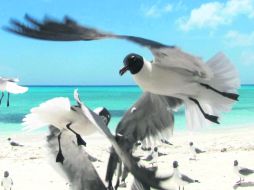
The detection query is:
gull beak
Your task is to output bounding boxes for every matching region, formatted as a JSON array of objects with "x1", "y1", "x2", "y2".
[{"x1": 119, "y1": 65, "x2": 129, "y2": 76}]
